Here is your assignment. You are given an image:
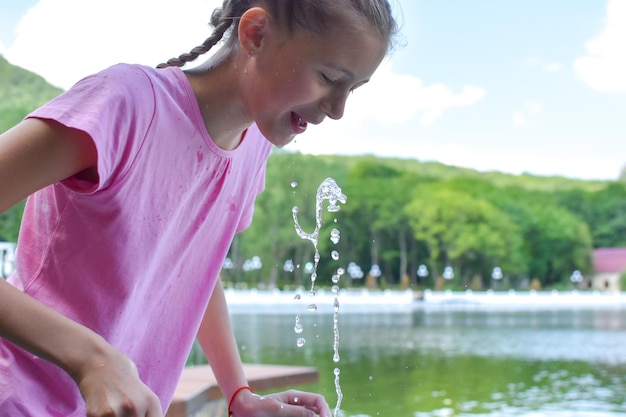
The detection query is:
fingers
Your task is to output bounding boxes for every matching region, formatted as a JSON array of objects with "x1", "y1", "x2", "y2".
[
  {"x1": 269, "y1": 390, "x2": 331, "y2": 417},
  {"x1": 85, "y1": 392, "x2": 162, "y2": 417},
  {"x1": 145, "y1": 394, "x2": 163, "y2": 417}
]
